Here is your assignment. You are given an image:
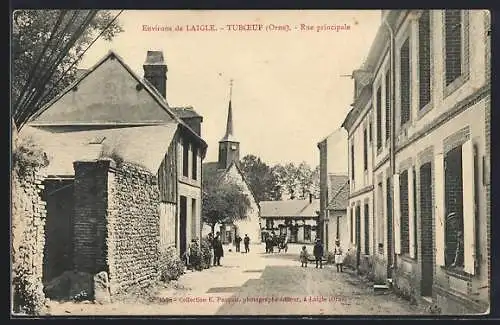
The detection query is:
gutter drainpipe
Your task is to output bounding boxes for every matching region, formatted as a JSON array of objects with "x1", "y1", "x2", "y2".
[{"x1": 383, "y1": 15, "x2": 397, "y2": 280}]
